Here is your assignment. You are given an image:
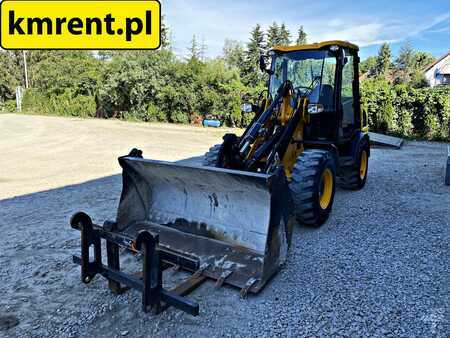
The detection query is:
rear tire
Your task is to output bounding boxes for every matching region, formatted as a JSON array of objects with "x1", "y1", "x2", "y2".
[
  {"x1": 289, "y1": 149, "x2": 337, "y2": 227},
  {"x1": 340, "y1": 140, "x2": 369, "y2": 190}
]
